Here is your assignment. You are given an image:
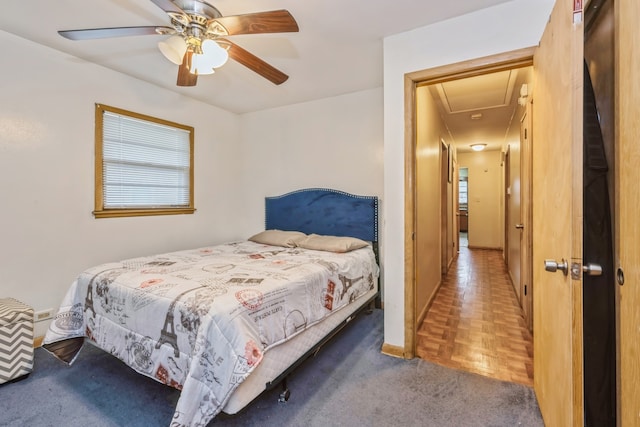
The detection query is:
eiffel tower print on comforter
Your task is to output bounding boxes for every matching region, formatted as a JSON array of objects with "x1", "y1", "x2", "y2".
[{"x1": 43, "y1": 240, "x2": 378, "y2": 427}]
